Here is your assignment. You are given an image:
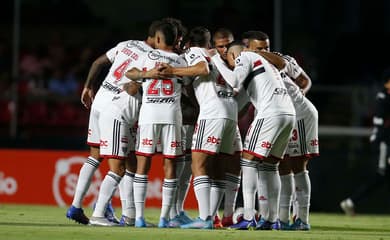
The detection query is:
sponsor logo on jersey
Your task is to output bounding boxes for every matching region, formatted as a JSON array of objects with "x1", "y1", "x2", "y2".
[
  {"x1": 273, "y1": 88, "x2": 288, "y2": 95},
  {"x1": 127, "y1": 40, "x2": 149, "y2": 53},
  {"x1": 207, "y1": 136, "x2": 221, "y2": 144},
  {"x1": 217, "y1": 90, "x2": 234, "y2": 98},
  {"x1": 146, "y1": 97, "x2": 175, "y2": 104},
  {"x1": 0, "y1": 172, "x2": 17, "y2": 195}
]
